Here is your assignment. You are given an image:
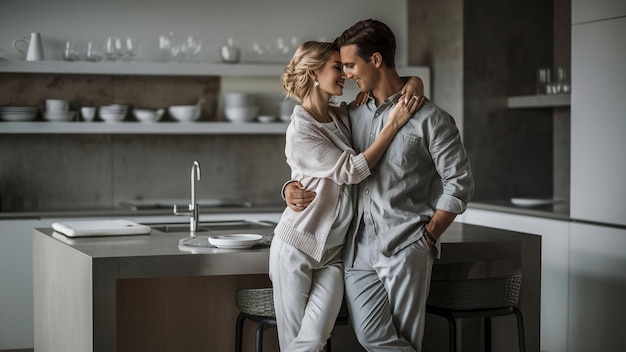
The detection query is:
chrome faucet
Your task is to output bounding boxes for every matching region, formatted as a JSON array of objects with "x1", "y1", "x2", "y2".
[{"x1": 173, "y1": 161, "x2": 201, "y2": 237}]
